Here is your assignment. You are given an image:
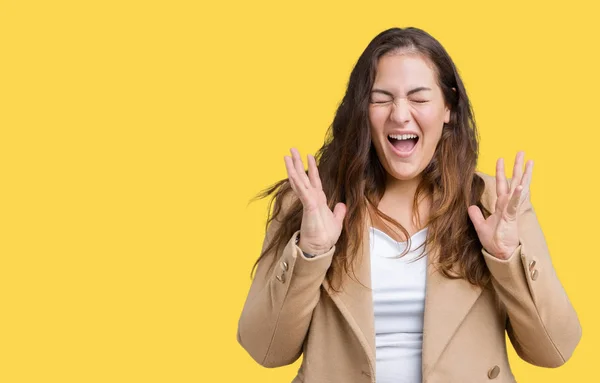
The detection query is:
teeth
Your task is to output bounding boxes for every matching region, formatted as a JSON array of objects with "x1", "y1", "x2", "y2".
[{"x1": 388, "y1": 134, "x2": 418, "y2": 140}]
